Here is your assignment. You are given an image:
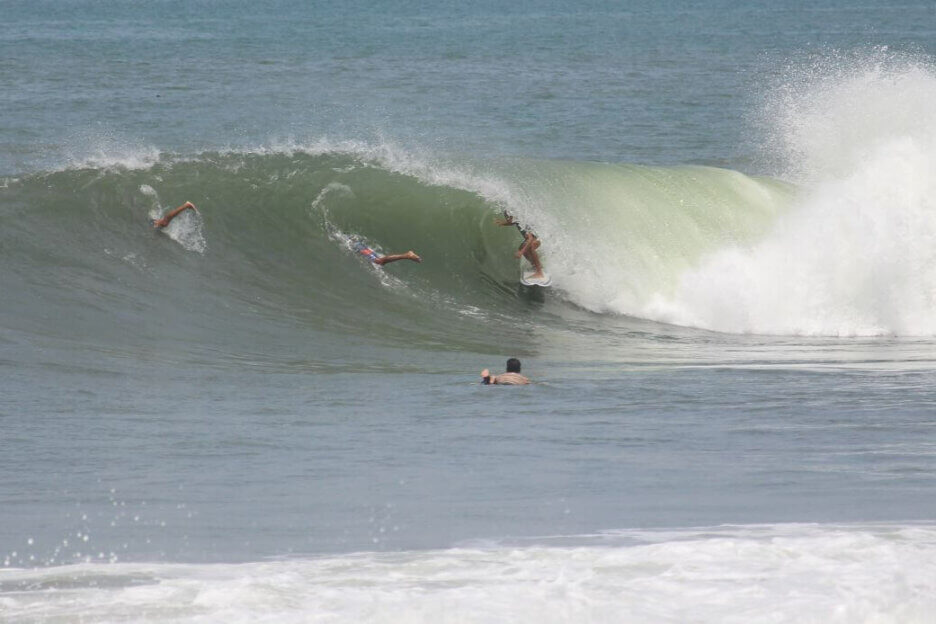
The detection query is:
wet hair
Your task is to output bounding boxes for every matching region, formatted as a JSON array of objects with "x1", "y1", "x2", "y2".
[{"x1": 506, "y1": 358, "x2": 521, "y2": 373}]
